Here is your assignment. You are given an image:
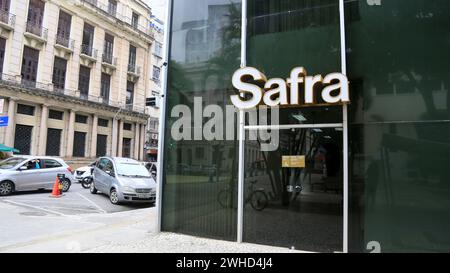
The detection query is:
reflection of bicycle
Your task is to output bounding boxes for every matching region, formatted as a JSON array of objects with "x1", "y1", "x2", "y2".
[{"x1": 217, "y1": 180, "x2": 269, "y2": 211}]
